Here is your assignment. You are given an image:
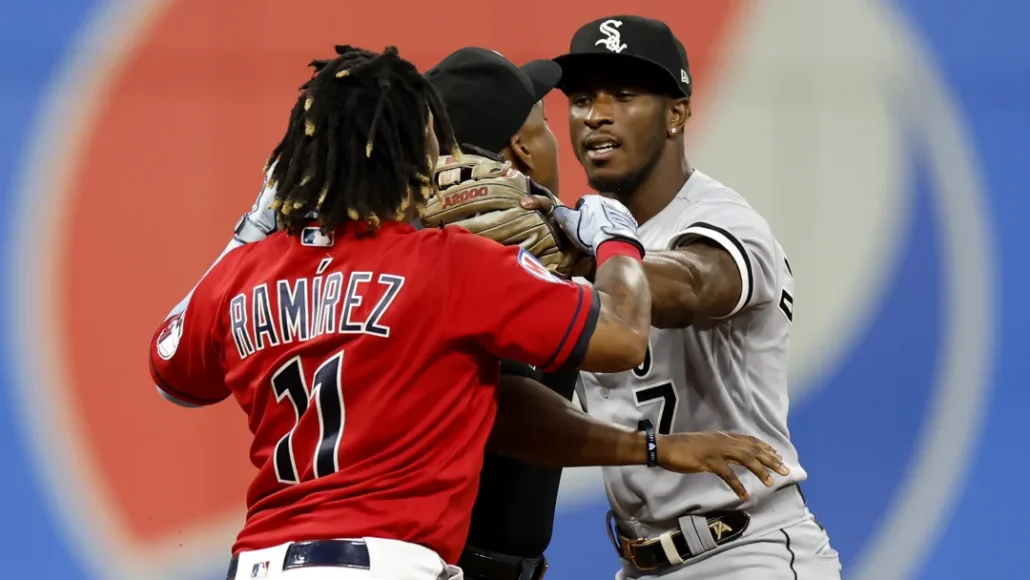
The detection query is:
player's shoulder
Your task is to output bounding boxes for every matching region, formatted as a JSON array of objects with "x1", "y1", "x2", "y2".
[
  {"x1": 679, "y1": 171, "x2": 759, "y2": 215},
  {"x1": 679, "y1": 171, "x2": 772, "y2": 228},
  {"x1": 645, "y1": 171, "x2": 751, "y2": 233},
  {"x1": 647, "y1": 170, "x2": 781, "y2": 253},
  {"x1": 225, "y1": 232, "x2": 293, "y2": 273},
  {"x1": 430, "y1": 224, "x2": 507, "y2": 254},
  {"x1": 434, "y1": 225, "x2": 575, "y2": 286},
  {"x1": 403, "y1": 226, "x2": 507, "y2": 276},
  {"x1": 177, "y1": 239, "x2": 264, "y2": 314},
  {"x1": 207, "y1": 239, "x2": 261, "y2": 283},
  {"x1": 681, "y1": 170, "x2": 747, "y2": 204}
]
